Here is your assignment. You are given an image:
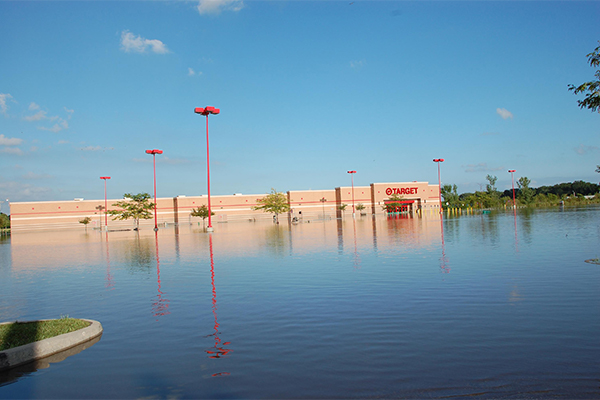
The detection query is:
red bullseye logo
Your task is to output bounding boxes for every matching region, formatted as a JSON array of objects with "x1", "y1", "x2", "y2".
[{"x1": 385, "y1": 188, "x2": 393, "y2": 195}]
